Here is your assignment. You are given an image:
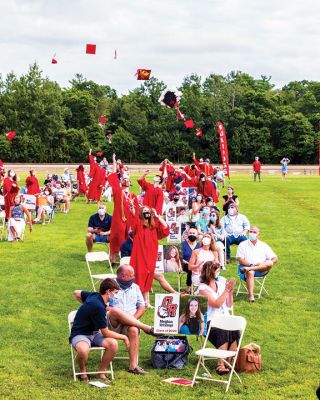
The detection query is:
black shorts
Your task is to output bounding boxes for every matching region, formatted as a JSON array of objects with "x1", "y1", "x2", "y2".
[{"x1": 207, "y1": 322, "x2": 240, "y2": 349}]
